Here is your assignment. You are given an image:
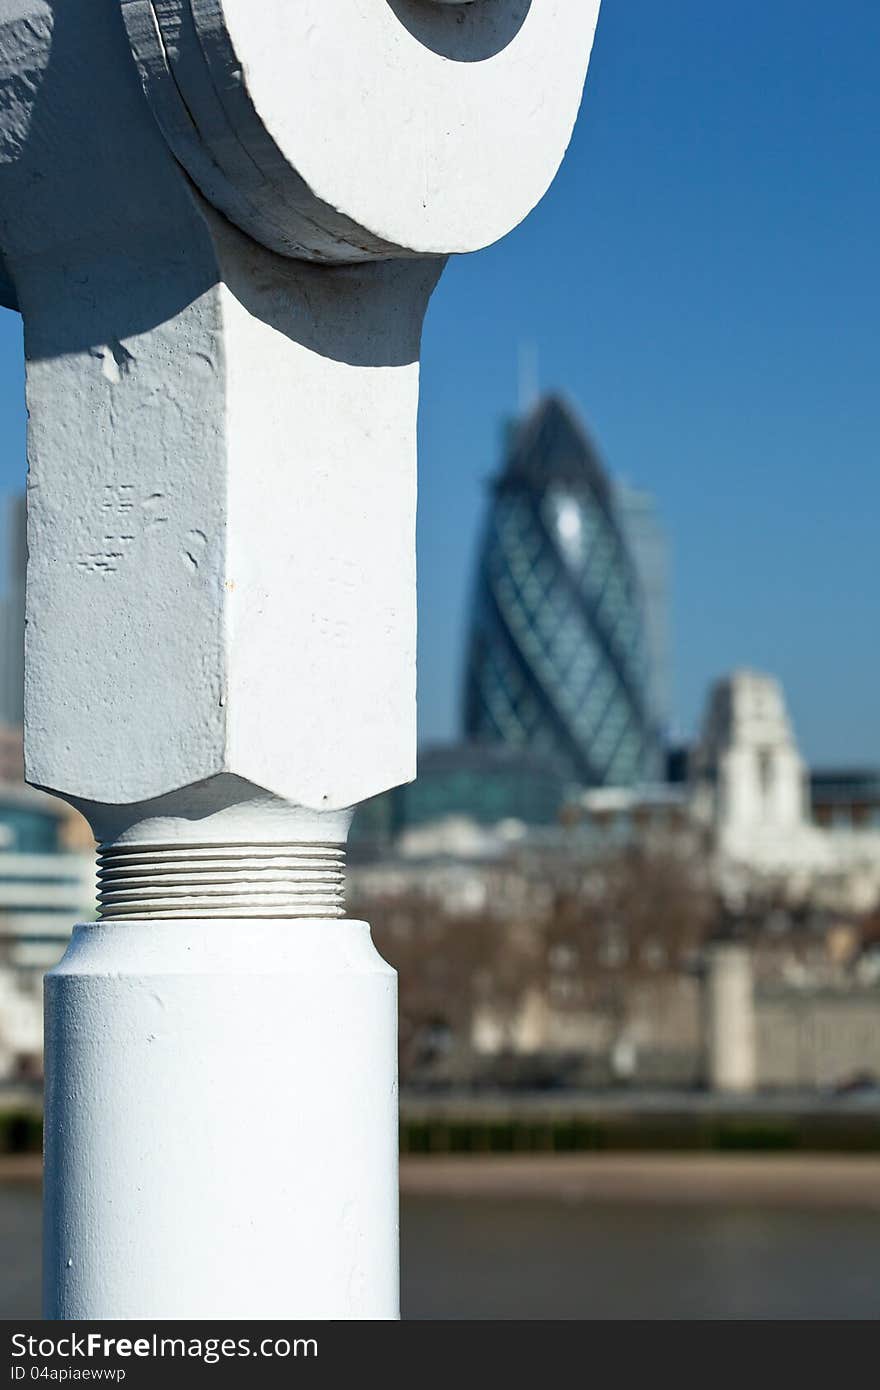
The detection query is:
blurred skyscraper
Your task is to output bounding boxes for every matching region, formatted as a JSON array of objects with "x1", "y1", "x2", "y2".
[
  {"x1": 0, "y1": 493, "x2": 25, "y2": 728},
  {"x1": 613, "y1": 480, "x2": 671, "y2": 745},
  {"x1": 462, "y1": 396, "x2": 664, "y2": 788}
]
